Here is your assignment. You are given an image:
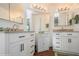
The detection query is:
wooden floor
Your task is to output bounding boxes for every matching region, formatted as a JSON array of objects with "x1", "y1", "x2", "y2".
[{"x1": 34, "y1": 48, "x2": 55, "y2": 56}]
